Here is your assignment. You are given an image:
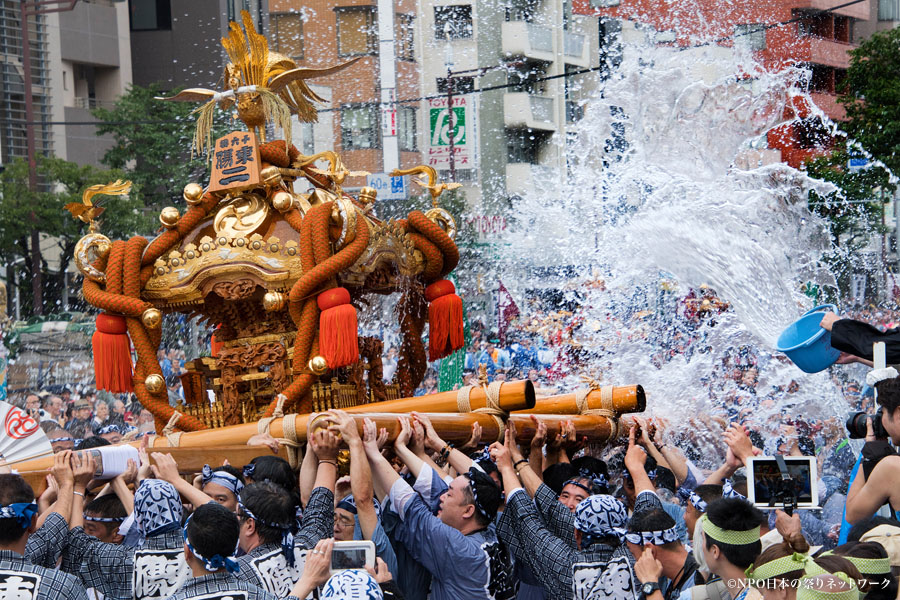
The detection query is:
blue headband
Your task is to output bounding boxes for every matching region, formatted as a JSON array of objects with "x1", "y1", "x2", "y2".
[
  {"x1": 183, "y1": 521, "x2": 240, "y2": 574},
  {"x1": 0, "y1": 502, "x2": 38, "y2": 529},
  {"x1": 723, "y1": 480, "x2": 748, "y2": 501},
  {"x1": 689, "y1": 492, "x2": 708, "y2": 513},
  {"x1": 238, "y1": 502, "x2": 294, "y2": 567},
  {"x1": 337, "y1": 494, "x2": 383, "y2": 519},
  {"x1": 242, "y1": 464, "x2": 255, "y2": 479},
  {"x1": 463, "y1": 467, "x2": 492, "y2": 521},
  {"x1": 200, "y1": 465, "x2": 244, "y2": 496},
  {"x1": 564, "y1": 468, "x2": 609, "y2": 496}
]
